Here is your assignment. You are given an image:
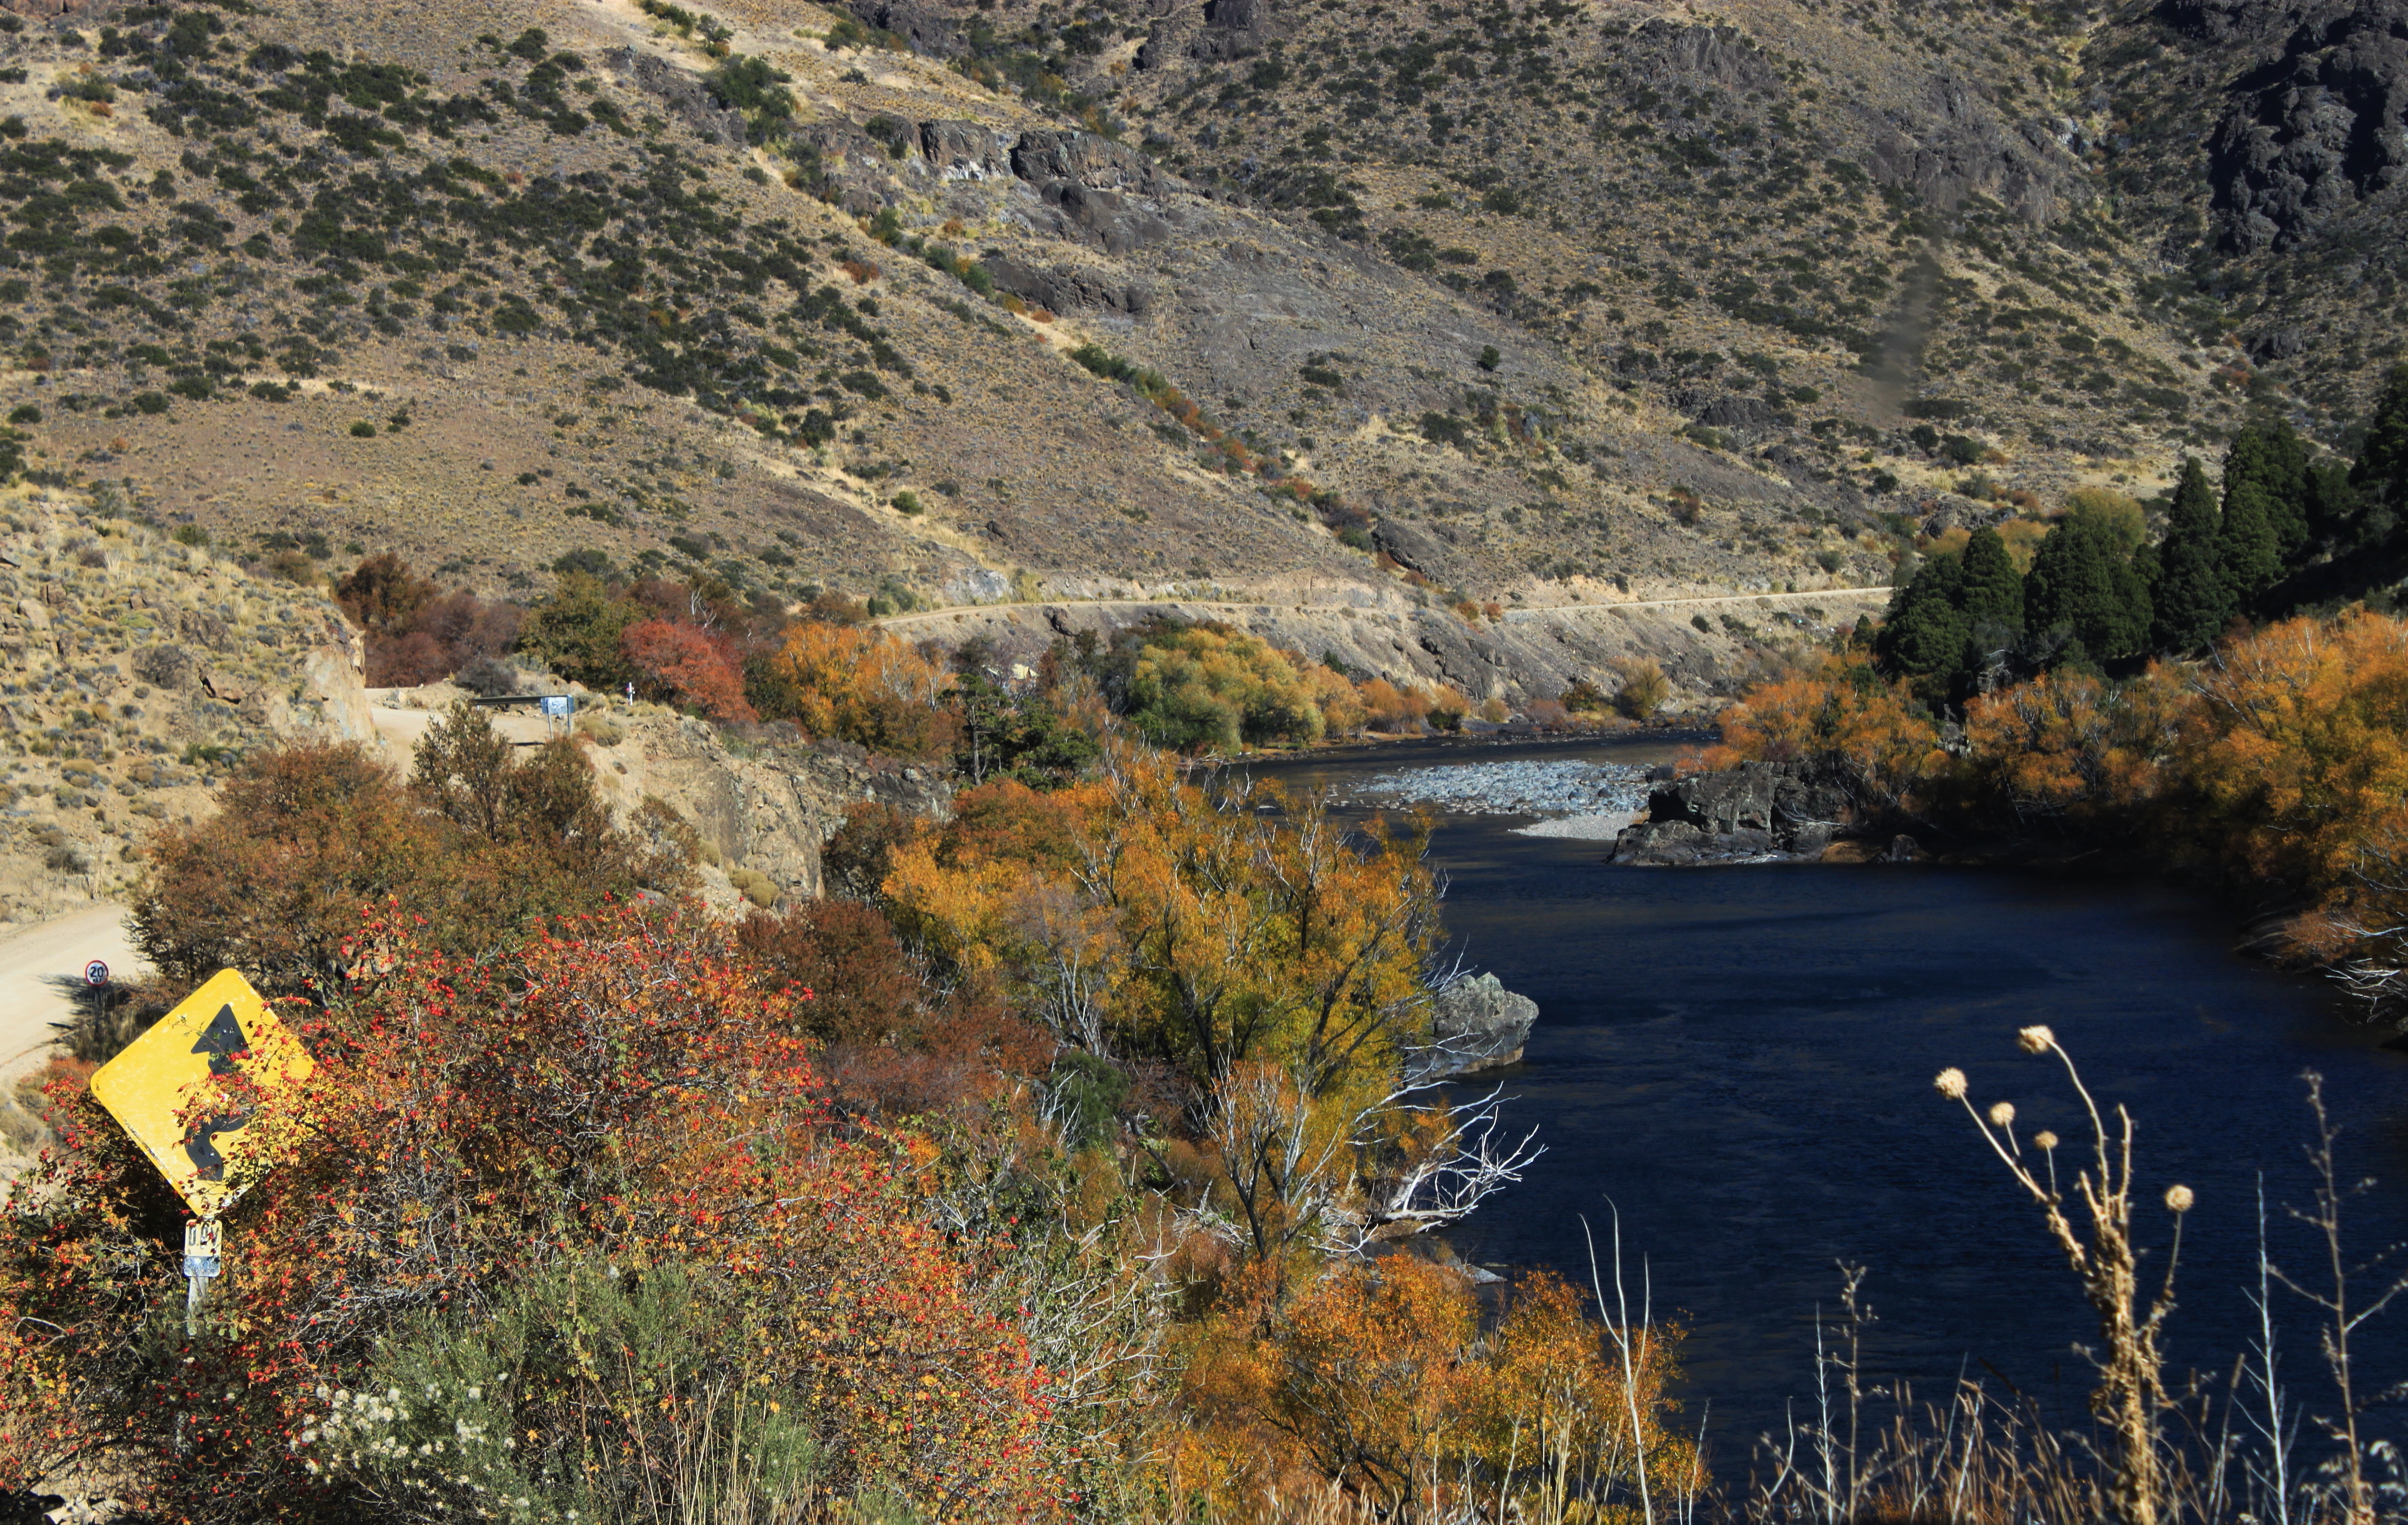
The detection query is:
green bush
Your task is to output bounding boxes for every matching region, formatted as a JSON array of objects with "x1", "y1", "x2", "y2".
[
  {"x1": 348, "y1": 420, "x2": 377, "y2": 438},
  {"x1": 1126, "y1": 625, "x2": 1329, "y2": 751},
  {"x1": 305, "y1": 1262, "x2": 832, "y2": 1519},
  {"x1": 5, "y1": 404, "x2": 39, "y2": 425}
]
